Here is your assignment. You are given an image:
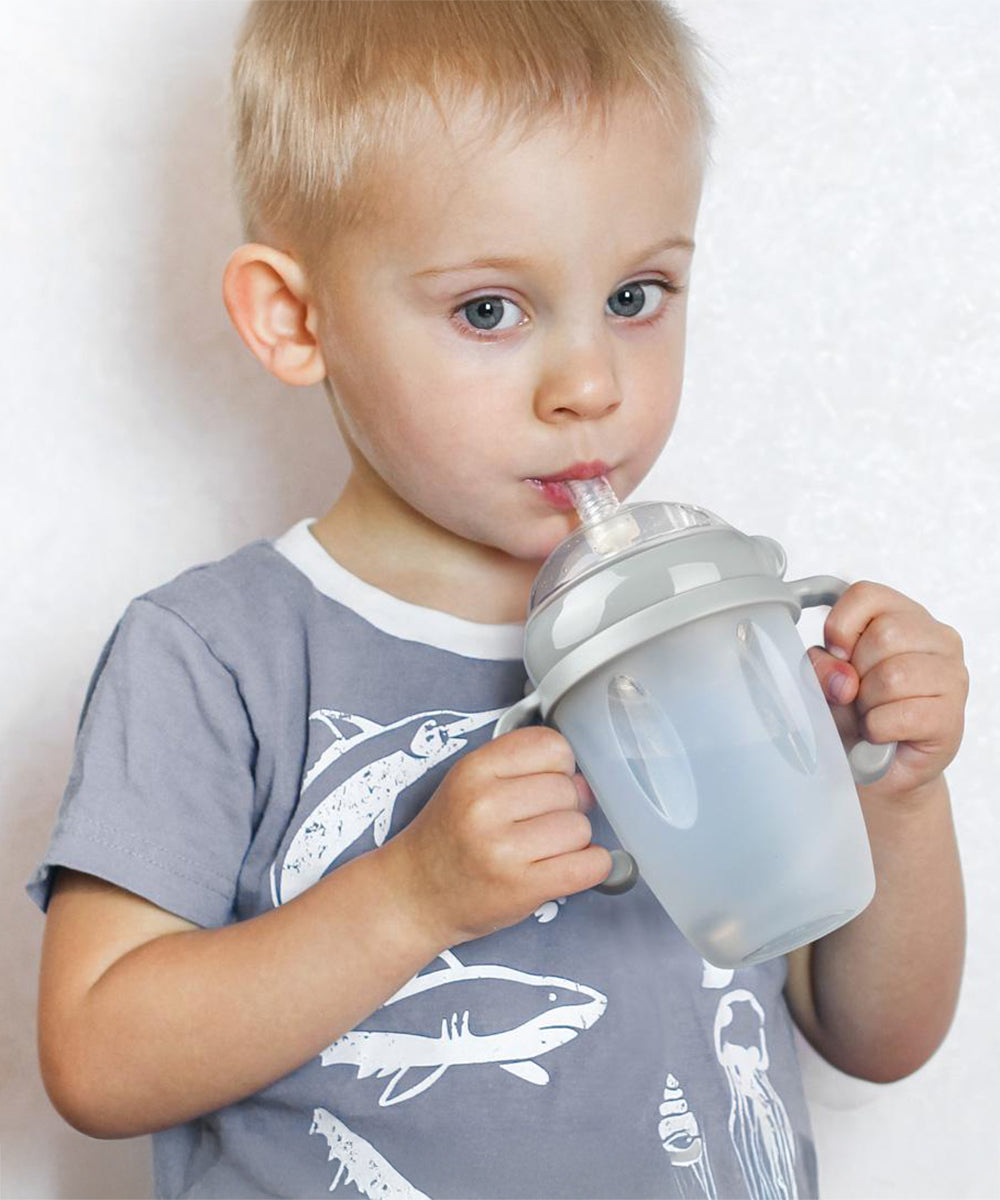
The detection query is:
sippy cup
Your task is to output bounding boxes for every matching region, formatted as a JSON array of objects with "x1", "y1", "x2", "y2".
[{"x1": 493, "y1": 477, "x2": 896, "y2": 968}]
